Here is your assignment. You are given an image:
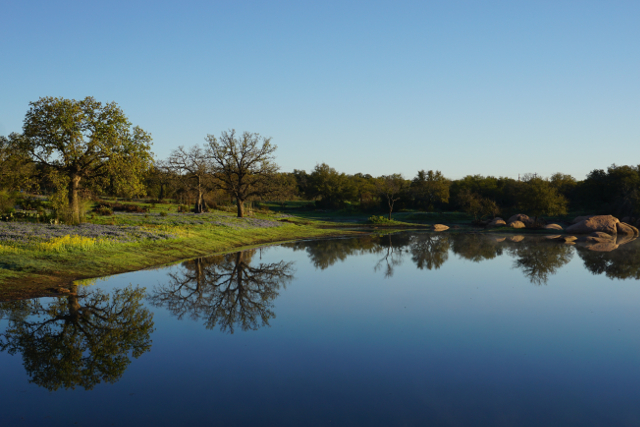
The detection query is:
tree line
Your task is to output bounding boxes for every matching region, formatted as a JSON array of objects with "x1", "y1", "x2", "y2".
[{"x1": 1, "y1": 96, "x2": 639, "y2": 222}]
